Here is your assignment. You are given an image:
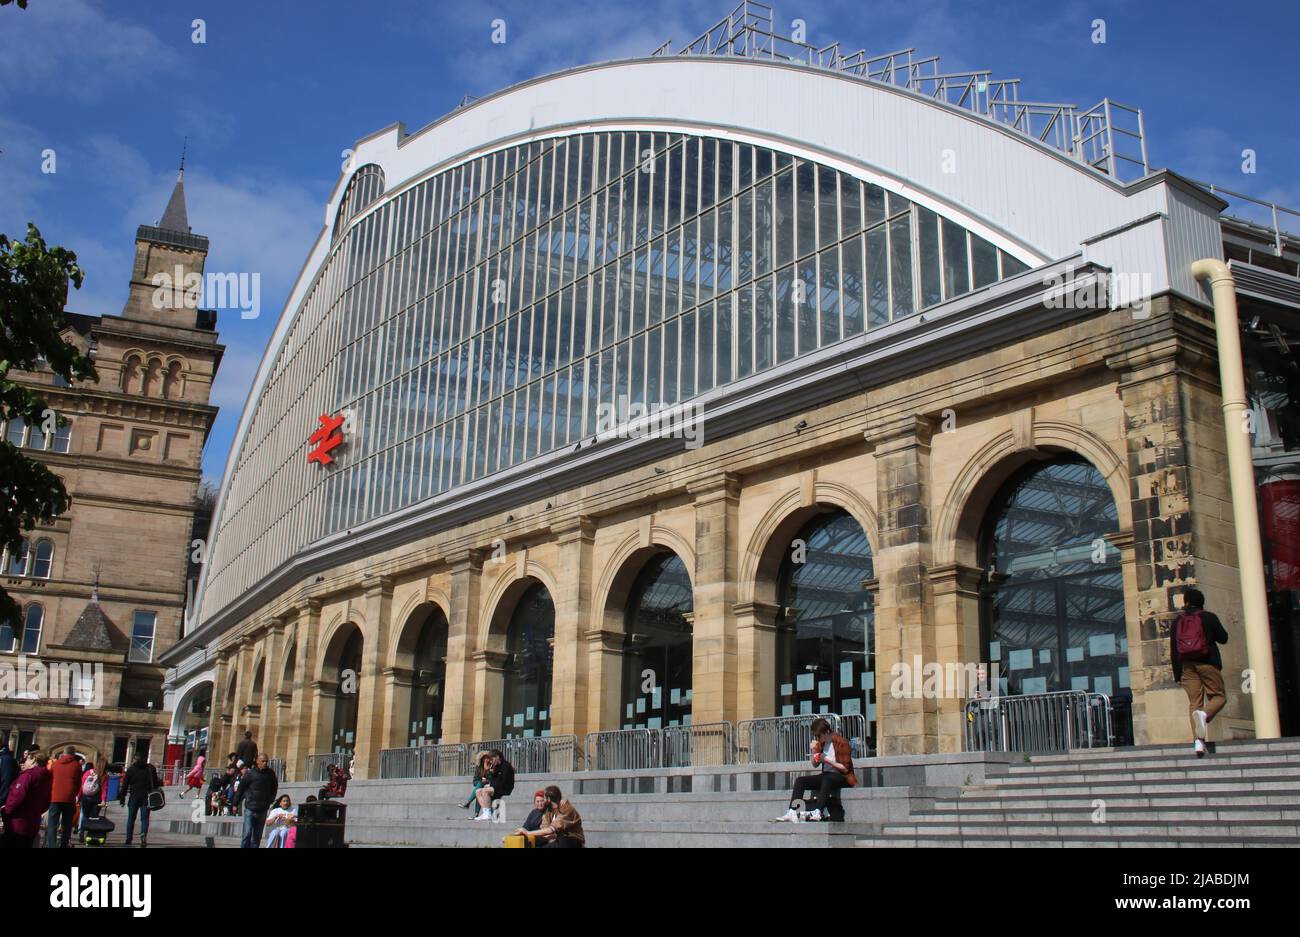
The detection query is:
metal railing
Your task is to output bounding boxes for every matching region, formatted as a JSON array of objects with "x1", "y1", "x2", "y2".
[
  {"x1": 378, "y1": 743, "x2": 469, "y2": 779},
  {"x1": 585, "y1": 728, "x2": 662, "y2": 771},
  {"x1": 465, "y1": 735, "x2": 582, "y2": 774},
  {"x1": 586, "y1": 722, "x2": 737, "y2": 770},
  {"x1": 650, "y1": 1, "x2": 1150, "y2": 181},
  {"x1": 663, "y1": 722, "x2": 735, "y2": 767},
  {"x1": 963, "y1": 691, "x2": 1114, "y2": 753},
  {"x1": 303, "y1": 752, "x2": 352, "y2": 784},
  {"x1": 736, "y1": 713, "x2": 869, "y2": 764}
]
